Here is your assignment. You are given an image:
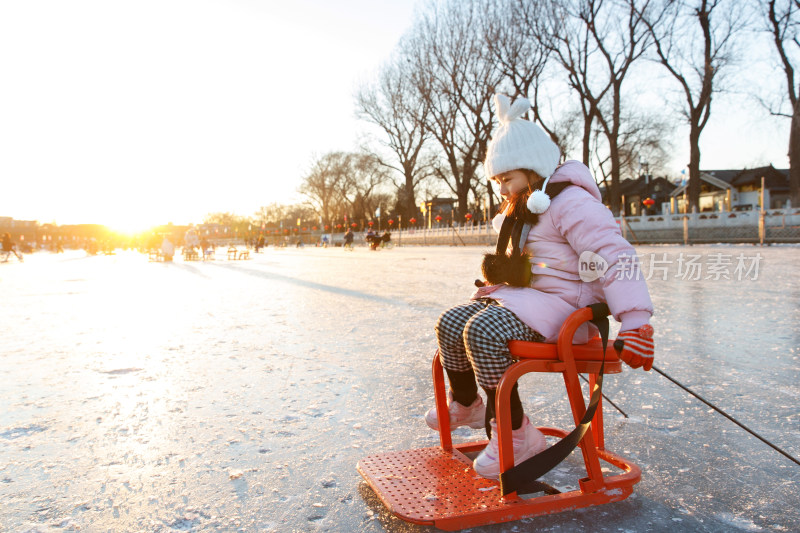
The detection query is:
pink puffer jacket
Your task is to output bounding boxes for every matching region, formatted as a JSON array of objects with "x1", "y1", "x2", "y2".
[{"x1": 483, "y1": 160, "x2": 653, "y2": 343}]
